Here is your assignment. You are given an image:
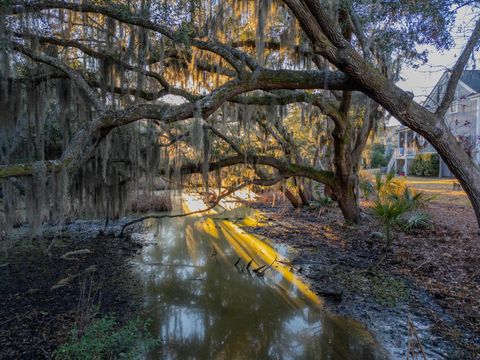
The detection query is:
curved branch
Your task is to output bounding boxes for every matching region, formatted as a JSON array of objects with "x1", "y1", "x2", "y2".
[
  {"x1": 12, "y1": 41, "x2": 105, "y2": 111},
  {"x1": 0, "y1": 69, "x2": 353, "y2": 179},
  {"x1": 179, "y1": 154, "x2": 335, "y2": 186},
  {"x1": 10, "y1": 0, "x2": 252, "y2": 74}
]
